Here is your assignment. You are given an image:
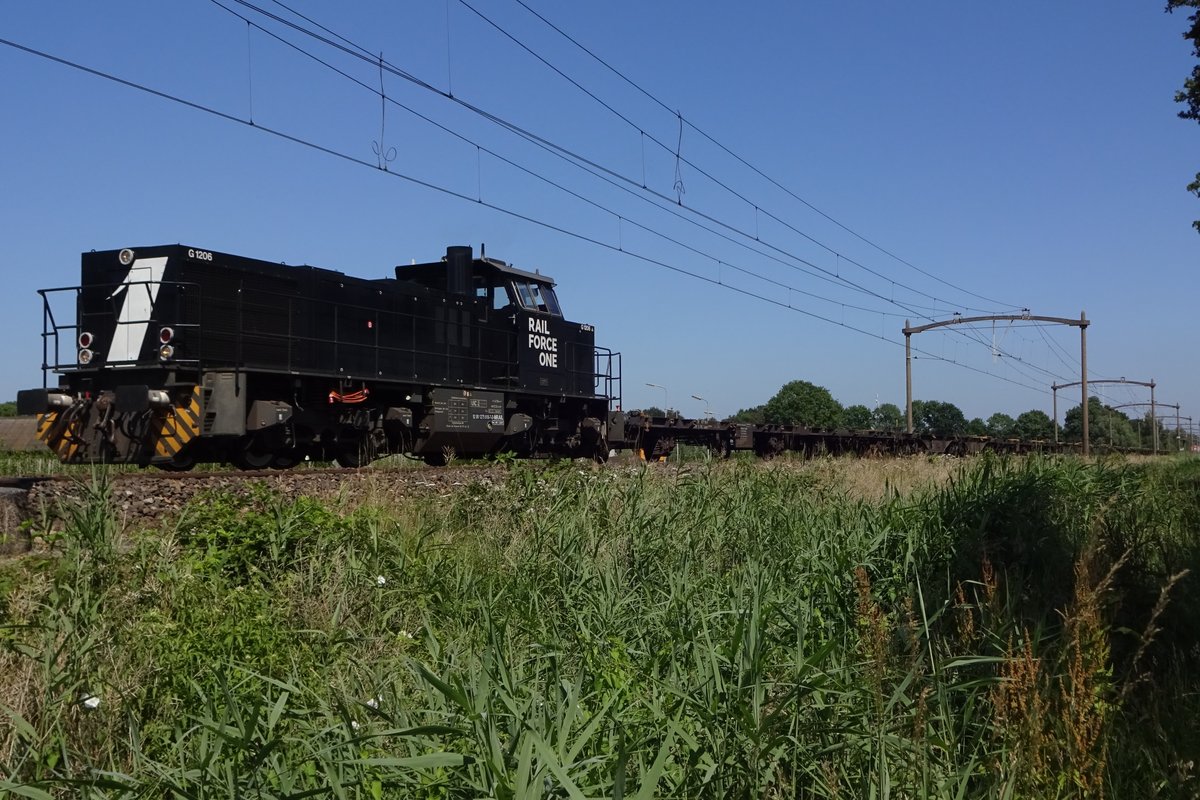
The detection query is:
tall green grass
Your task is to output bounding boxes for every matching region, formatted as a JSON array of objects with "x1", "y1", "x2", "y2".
[{"x1": 1, "y1": 454, "x2": 1198, "y2": 797}]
